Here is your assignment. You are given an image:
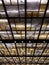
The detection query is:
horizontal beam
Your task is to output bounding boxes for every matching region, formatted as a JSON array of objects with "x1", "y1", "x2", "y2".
[
  {"x1": 0, "y1": 55, "x2": 49, "y2": 57},
  {"x1": 0, "y1": 62, "x2": 49, "y2": 64},
  {"x1": 0, "y1": 17, "x2": 49, "y2": 19},
  {"x1": 0, "y1": 39, "x2": 49, "y2": 43}
]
